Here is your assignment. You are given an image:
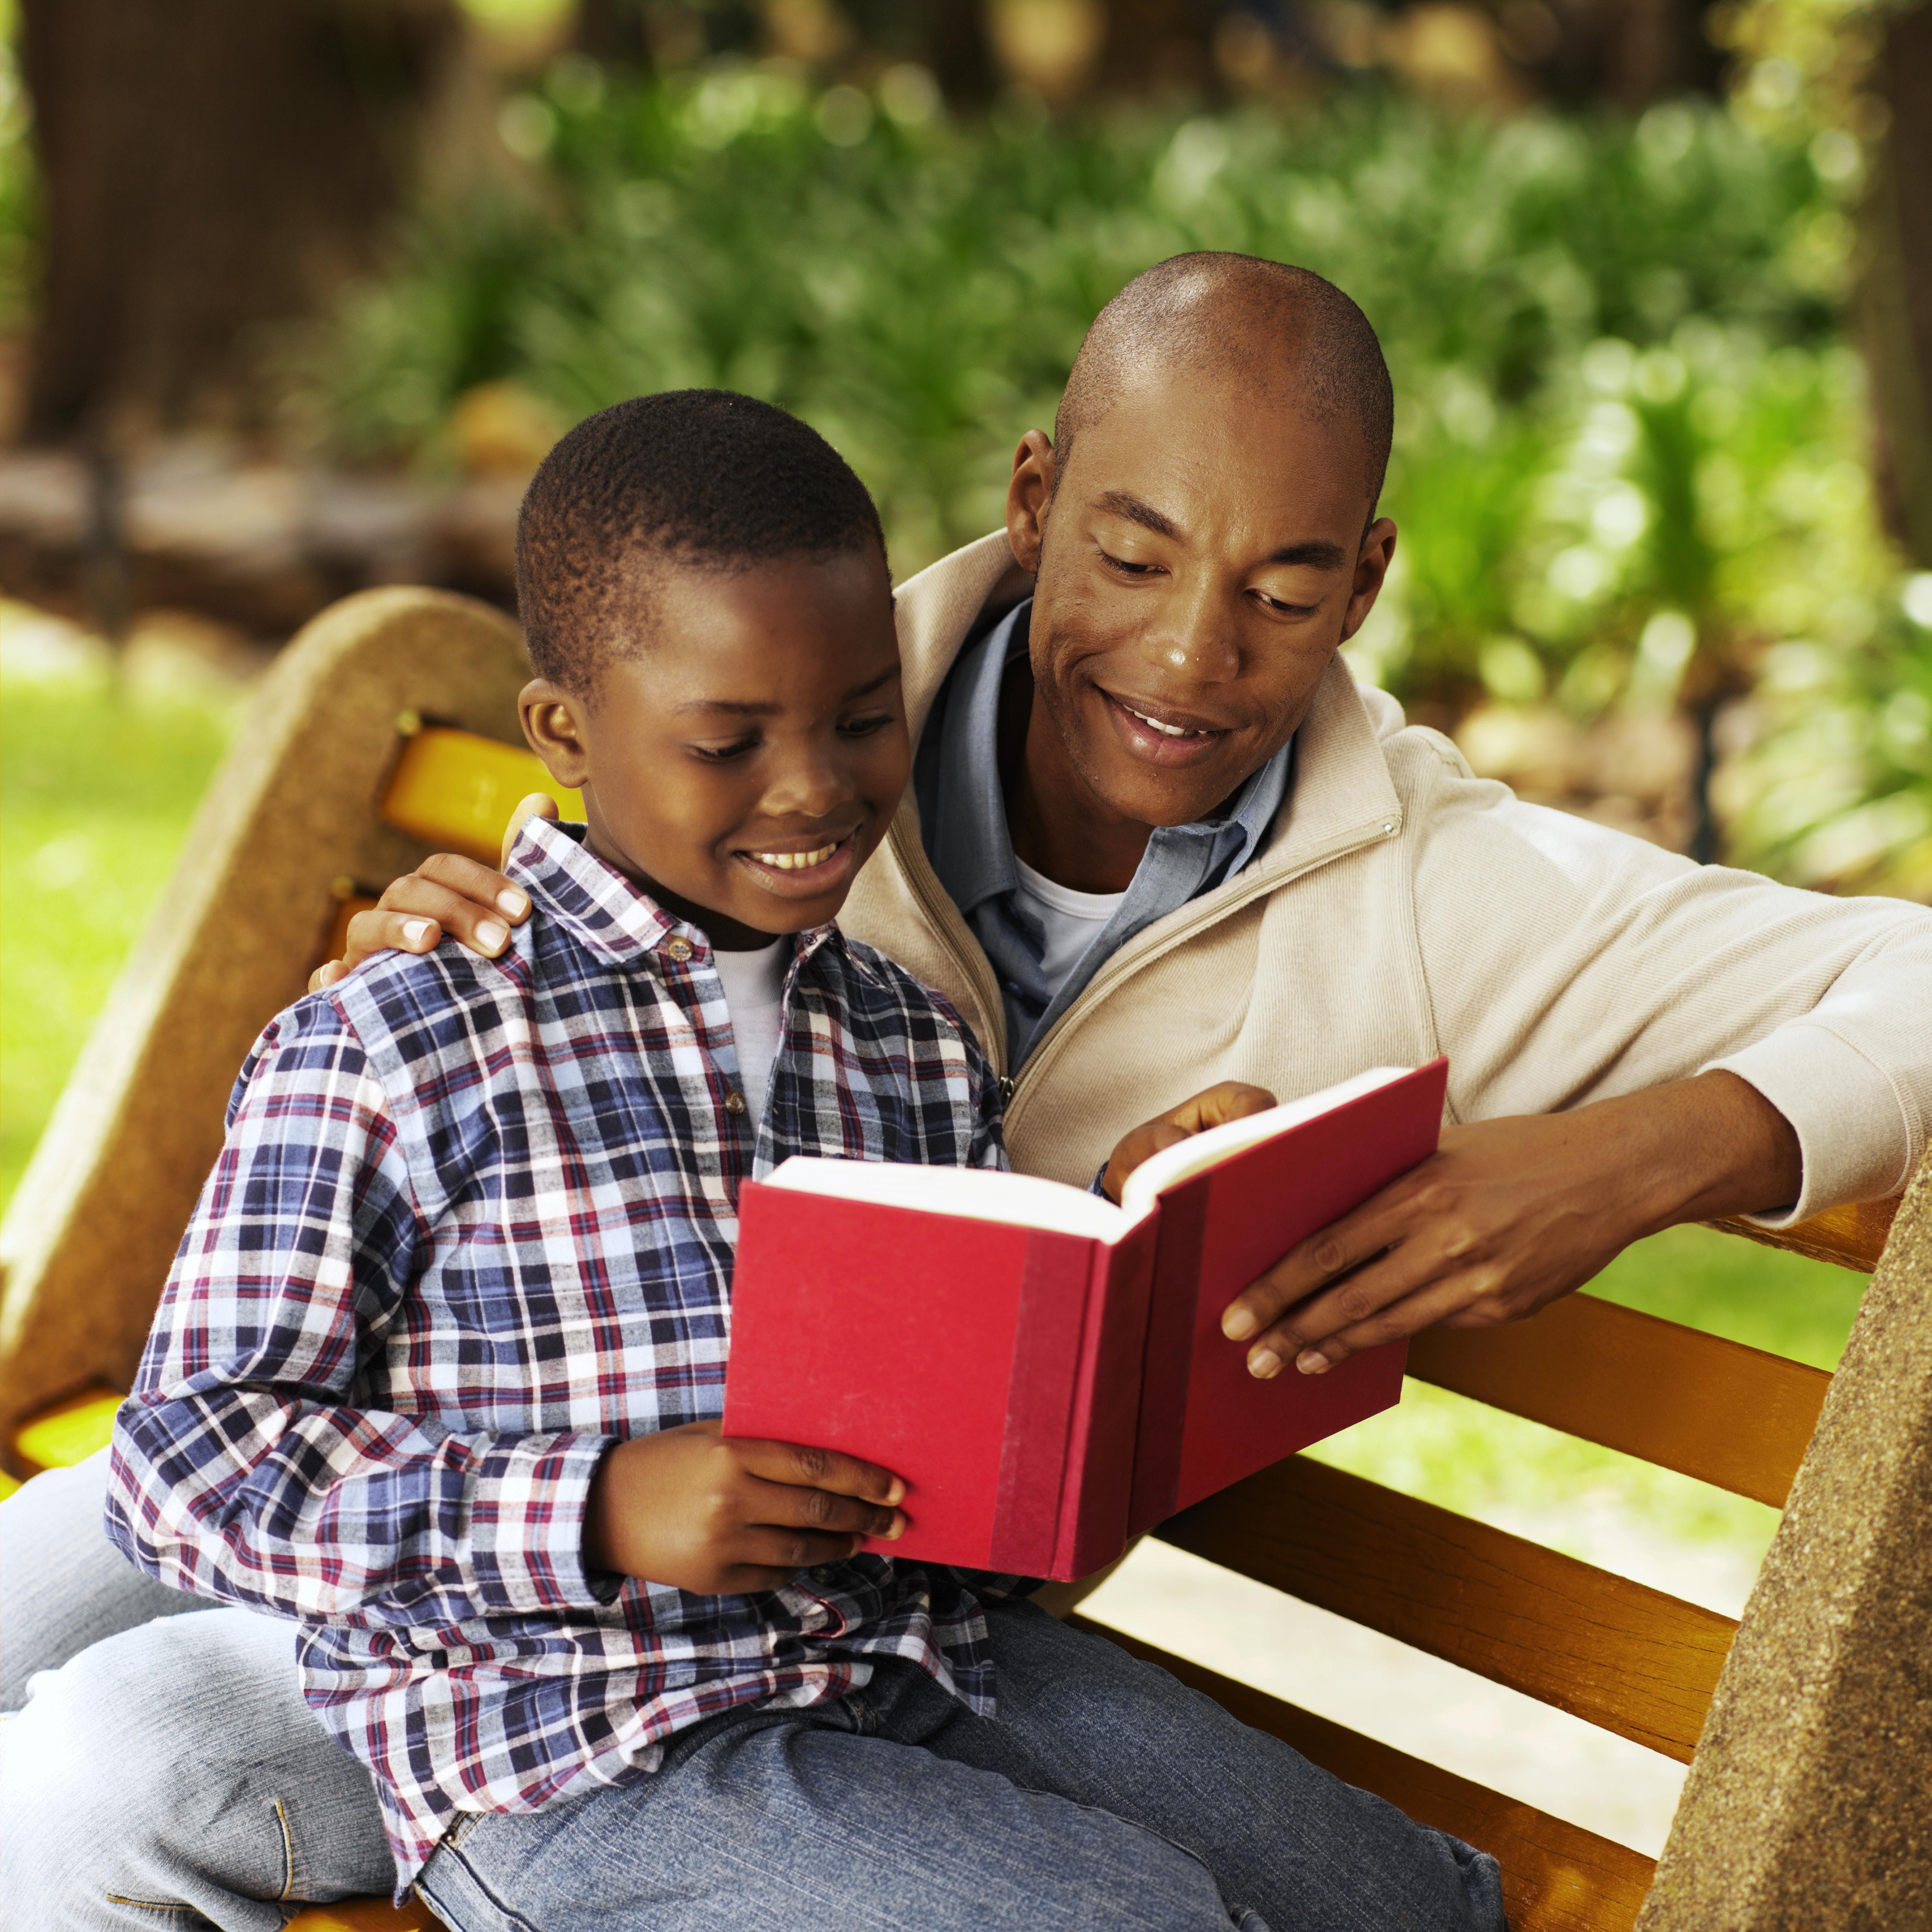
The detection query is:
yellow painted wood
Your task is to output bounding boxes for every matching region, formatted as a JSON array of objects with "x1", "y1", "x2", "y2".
[
  {"x1": 1707, "y1": 1191, "x2": 1899, "y2": 1272},
  {"x1": 1075, "y1": 1619, "x2": 1654, "y2": 1932},
  {"x1": 284, "y1": 1900, "x2": 443, "y2": 1932},
  {"x1": 380, "y1": 726, "x2": 581, "y2": 866},
  {"x1": 12, "y1": 1383, "x2": 122, "y2": 1473},
  {"x1": 1158, "y1": 1457, "x2": 1737, "y2": 1763},
  {"x1": 1407, "y1": 1293, "x2": 1830, "y2": 1508}
]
